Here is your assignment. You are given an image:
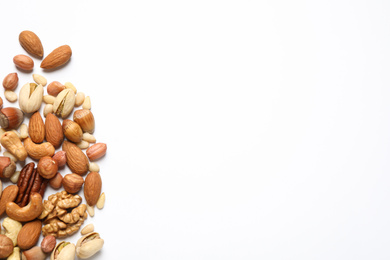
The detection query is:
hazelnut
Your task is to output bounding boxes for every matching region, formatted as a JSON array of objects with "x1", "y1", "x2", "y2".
[
  {"x1": 52, "y1": 151, "x2": 66, "y2": 167},
  {"x1": 63, "y1": 173, "x2": 84, "y2": 193},
  {"x1": 0, "y1": 234, "x2": 14, "y2": 258},
  {"x1": 49, "y1": 172, "x2": 63, "y2": 189},
  {"x1": 37, "y1": 156, "x2": 58, "y2": 179}
]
